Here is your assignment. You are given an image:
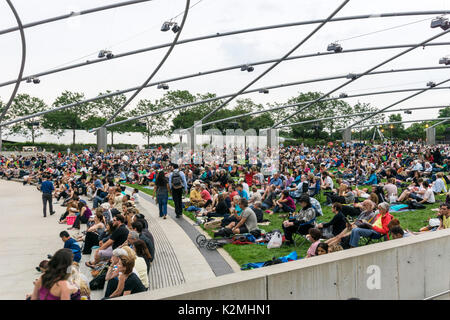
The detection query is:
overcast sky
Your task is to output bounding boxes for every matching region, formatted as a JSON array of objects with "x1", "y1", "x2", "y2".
[{"x1": 1, "y1": 0, "x2": 450, "y2": 128}]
